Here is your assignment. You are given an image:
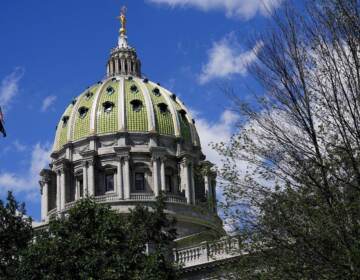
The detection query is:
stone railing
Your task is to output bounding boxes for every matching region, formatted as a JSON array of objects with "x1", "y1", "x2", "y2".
[
  {"x1": 174, "y1": 237, "x2": 242, "y2": 268},
  {"x1": 130, "y1": 193, "x2": 155, "y2": 201},
  {"x1": 64, "y1": 201, "x2": 77, "y2": 210},
  {"x1": 94, "y1": 194, "x2": 118, "y2": 203},
  {"x1": 165, "y1": 194, "x2": 187, "y2": 204},
  {"x1": 48, "y1": 208, "x2": 57, "y2": 217}
]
